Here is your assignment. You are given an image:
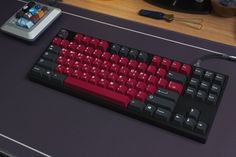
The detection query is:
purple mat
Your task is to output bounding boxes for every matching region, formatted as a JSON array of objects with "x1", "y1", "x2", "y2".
[{"x1": 0, "y1": 0, "x2": 235, "y2": 157}]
